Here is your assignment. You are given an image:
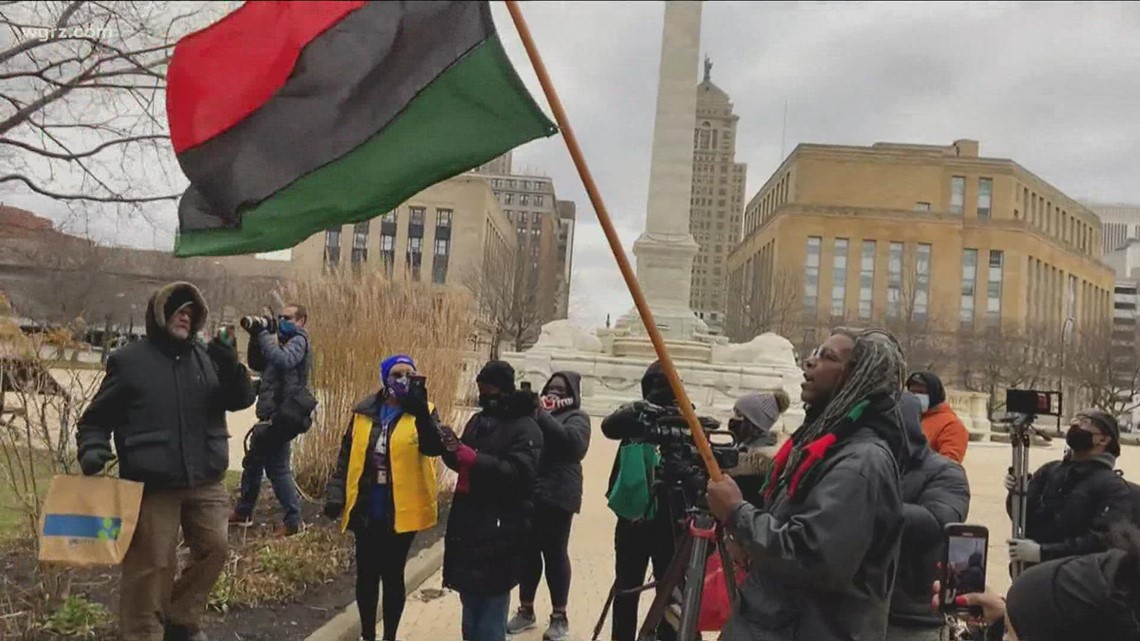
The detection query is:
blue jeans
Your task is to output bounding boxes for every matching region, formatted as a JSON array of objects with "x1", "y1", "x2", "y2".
[
  {"x1": 459, "y1": 591, "x2": 510, "y2": 641},
  {"x1": 236, "y1": 440, "x2": 301, "y2": 527}
]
